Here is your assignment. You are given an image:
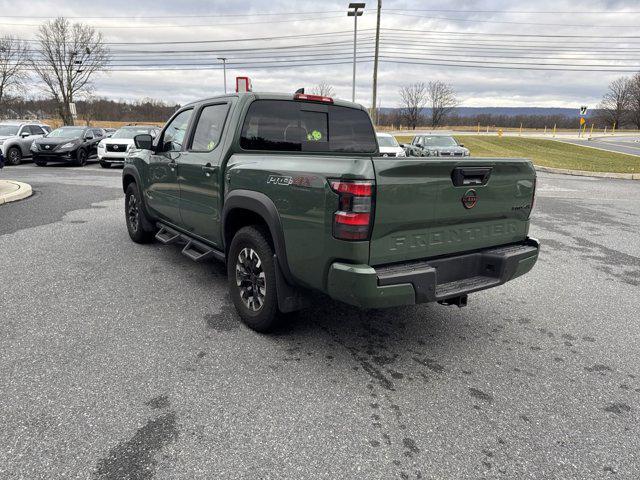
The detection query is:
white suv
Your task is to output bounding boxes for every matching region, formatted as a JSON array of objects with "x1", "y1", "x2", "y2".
[{"x1": 97, "y1": 125, "x2": 159, "y2": 168}]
